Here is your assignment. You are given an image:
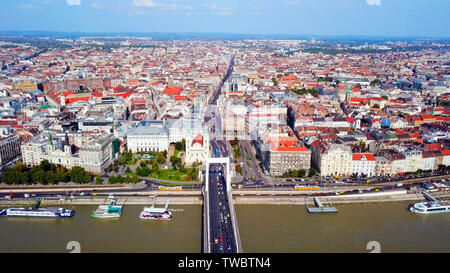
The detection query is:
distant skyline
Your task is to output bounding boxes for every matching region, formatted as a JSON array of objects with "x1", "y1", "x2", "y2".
[{"x1": 0, "y1": 0, "x2": 449, "y2": 38}]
